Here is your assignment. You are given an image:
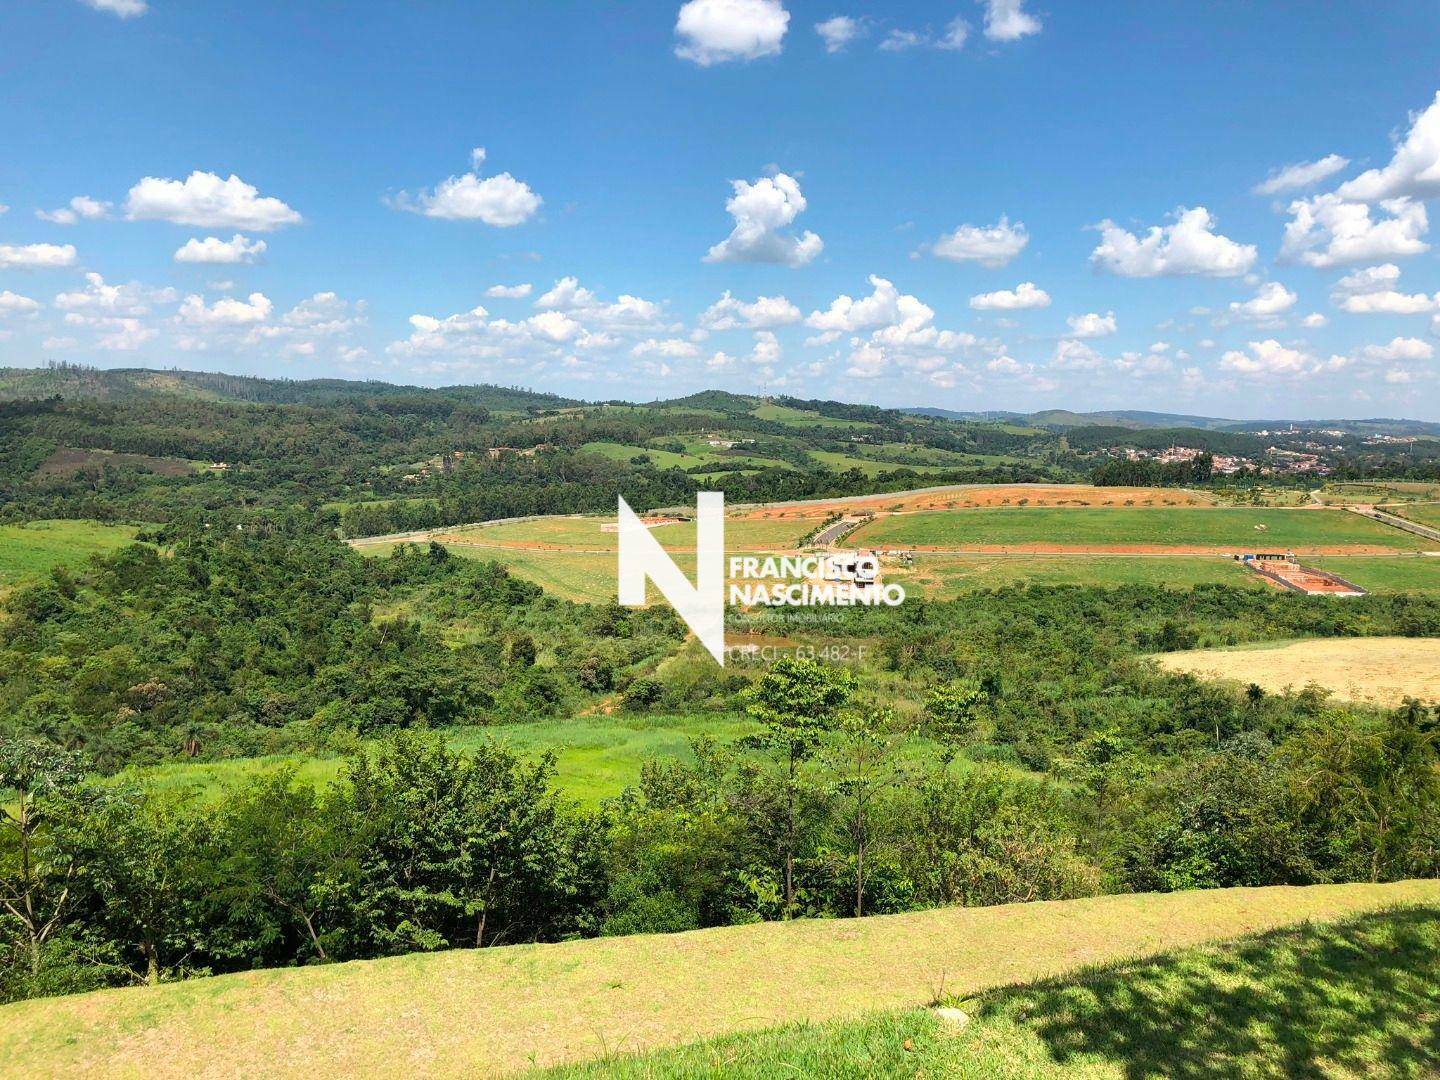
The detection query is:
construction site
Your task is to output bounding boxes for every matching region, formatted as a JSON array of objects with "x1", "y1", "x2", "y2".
[{"x1": 1237, "y1": 553, "x2": 1367, "y2": 597}]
